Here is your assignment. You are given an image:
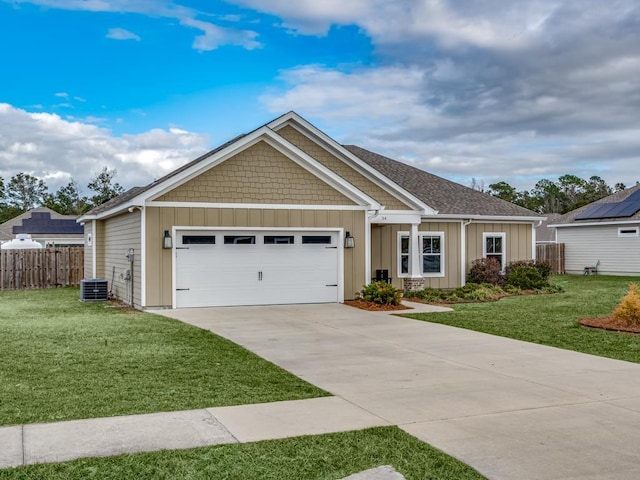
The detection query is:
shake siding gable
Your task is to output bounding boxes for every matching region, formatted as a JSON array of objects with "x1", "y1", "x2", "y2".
[
  {"x1": 156, "y1": 141, "x2": 355, "y2": 206},
  {"x1": 557, "y1": 225, "x2": 640, "y2": 275},
  {"x1": 276, "y1": 125, "x2": 412, "y2": 211}
]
